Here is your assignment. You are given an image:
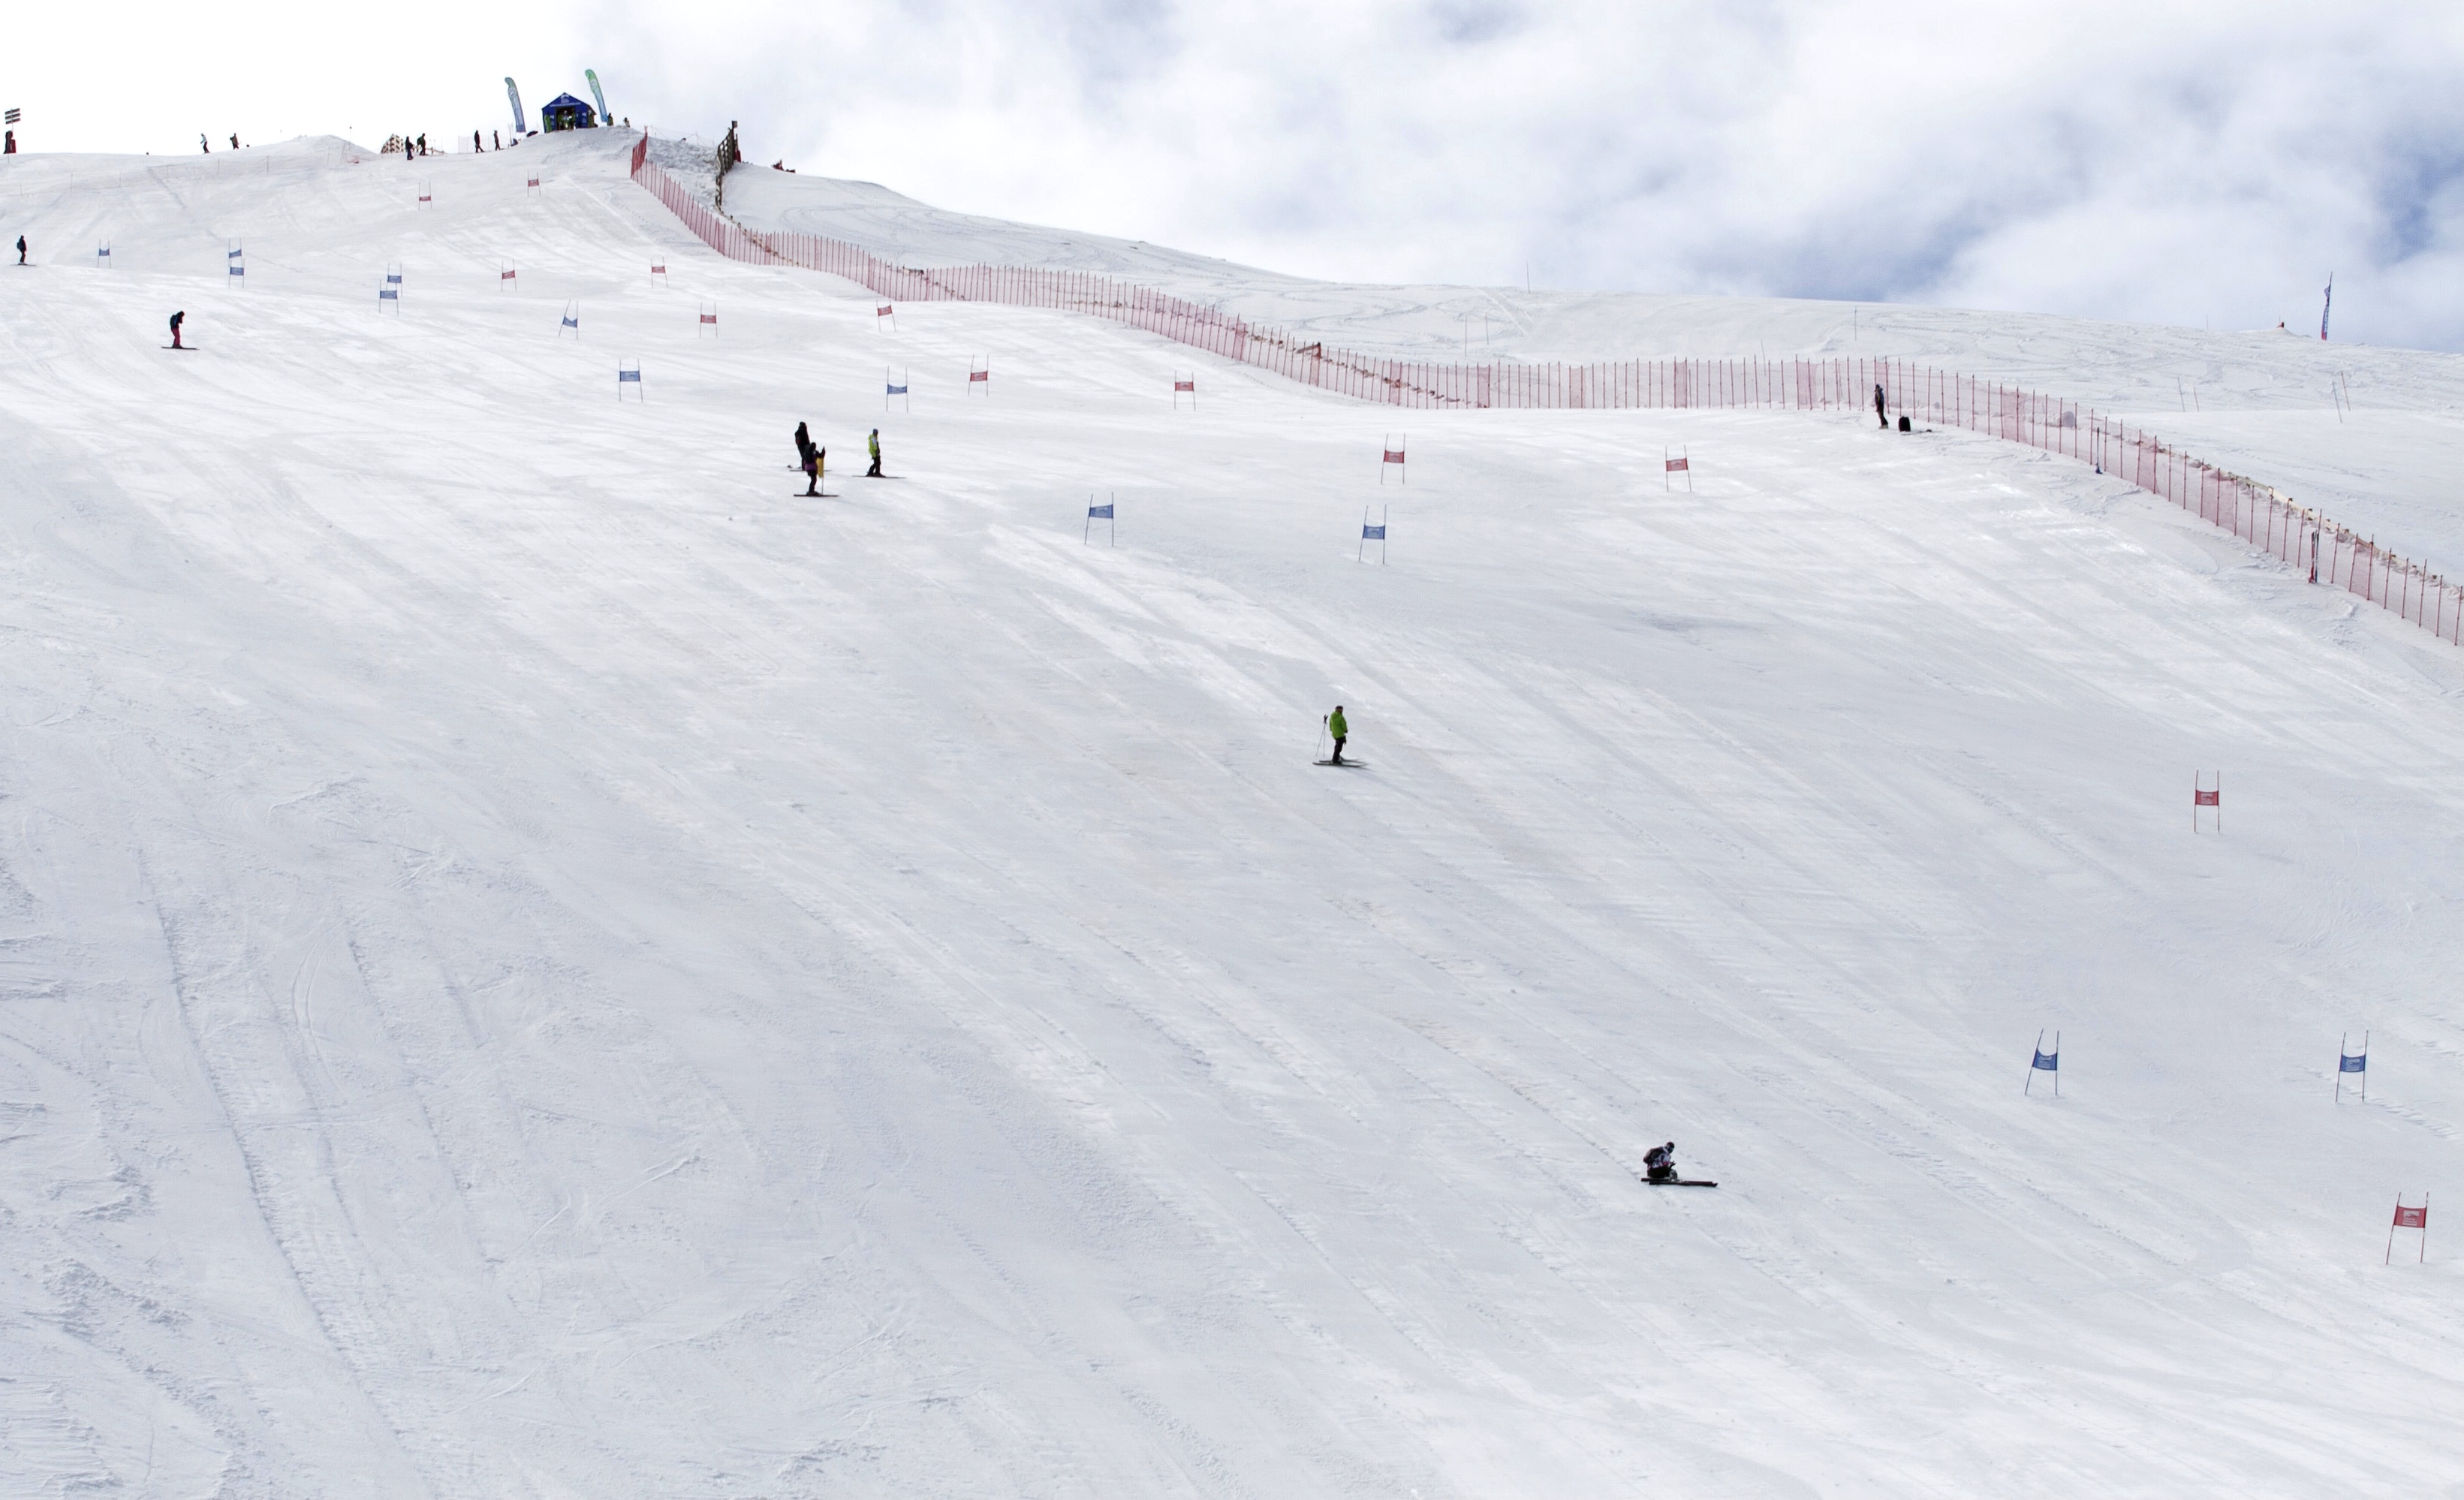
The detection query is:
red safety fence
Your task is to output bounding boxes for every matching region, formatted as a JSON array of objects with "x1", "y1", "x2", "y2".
[{"x1": 630, "y1": 134, "x2": 2458, "y2": 646}]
